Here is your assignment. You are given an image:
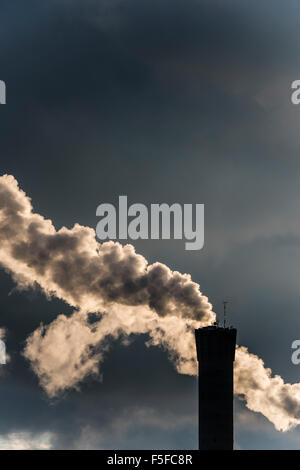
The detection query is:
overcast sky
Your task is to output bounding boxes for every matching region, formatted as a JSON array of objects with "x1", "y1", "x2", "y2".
[{"x1": 1, "y1": 0, "x2": 300, "y2": 449}]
